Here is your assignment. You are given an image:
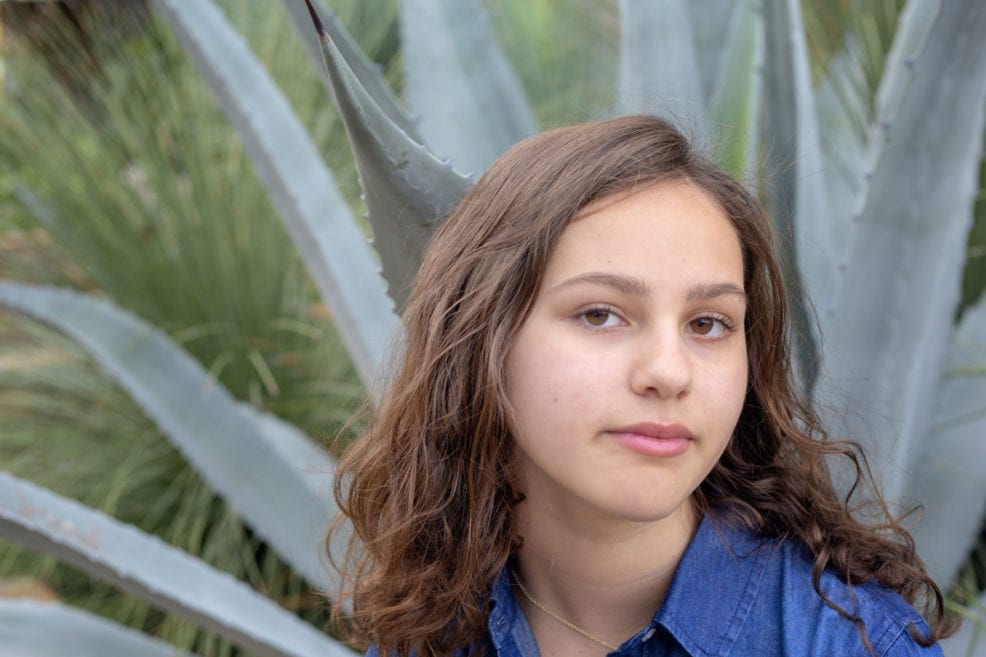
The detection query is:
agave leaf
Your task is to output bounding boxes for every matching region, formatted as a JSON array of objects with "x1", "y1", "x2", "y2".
[
  {"x1": 617, "y1": 0, "x2": 705, "y2": 132},
  {"x1": 706, "y1": 0, "x2": 763, "y2": 181},
  {"x1": 0, "y1": 281, "x2": 341, "y2": 594},
  {"x1": 909, "y1": 296, "x2": 986, "y2": 587},
  {"x1": 815, "y1": 0, "x2": 937, "y2": 270},
  {"x1": 814, "y1": 50, "x2": 867, "y2": 329},
  {"x1": 817, "y1": 0, "x2": 986, "y2": 505},
  {"x1": 759, "y1": 0, "x2": 829, "y2": 388},
  {"x1": 0, "y1": 473, "x2": 354, "y2": 657},
  {"x1": 280, "y1": 0, "x2": 420, "y2": 140},
  {"x1": 150, "y1": 0, "x2": 398, "y2": 389},
  {"x1": 399, "y1": 0, "x2": 537, "y2": 176},
  {"x1": 686, "y1": 0, "x2": 737, "y2": 104},
  {"x1": 0, "y1": 599, "x2": 196, "y2": 657},
  {"x1": 871, "y1": 0, "x2": 940, "y2": 131},
  {"x1": 247, "y1": 406, "x2": 350, "y2": 563},
  {"x1": 305, "y1": 0, "x2": 473, "y2": 310}
]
